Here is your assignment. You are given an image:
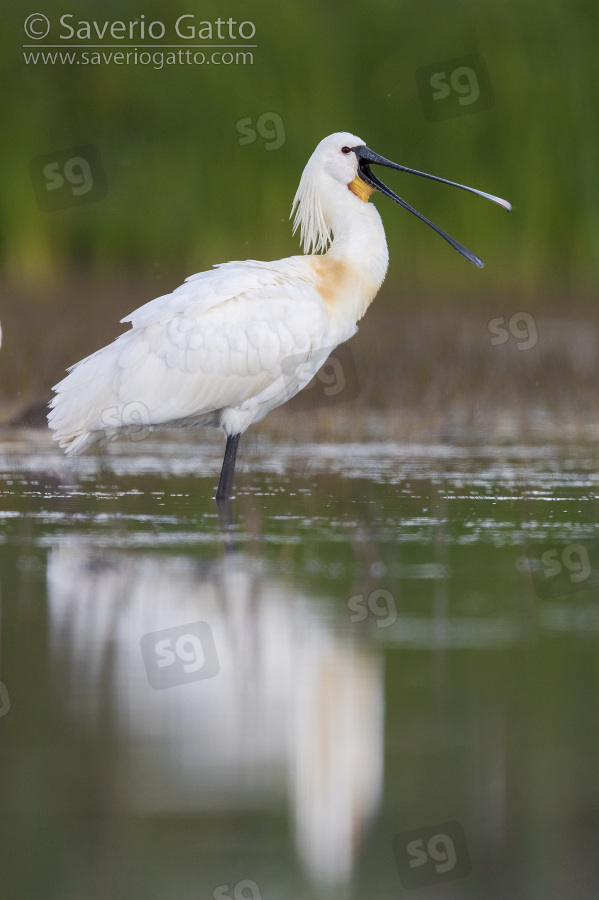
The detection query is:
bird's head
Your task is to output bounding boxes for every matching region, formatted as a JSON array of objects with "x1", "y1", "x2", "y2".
[{"x1": 292, "y1": 132, "x2": 511, "y2": 266}]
